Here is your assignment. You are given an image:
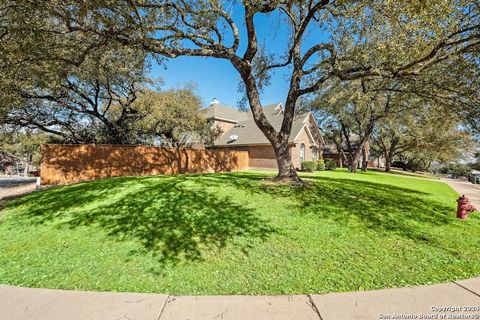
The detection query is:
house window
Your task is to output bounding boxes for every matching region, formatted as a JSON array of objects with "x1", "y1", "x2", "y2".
[
  {"x1": 312, "y1": 146, "x2": 317, "y2": 161},
  {"x1": 300, "y1": 143, "x2": 305, "y2": 163}
]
